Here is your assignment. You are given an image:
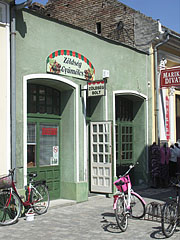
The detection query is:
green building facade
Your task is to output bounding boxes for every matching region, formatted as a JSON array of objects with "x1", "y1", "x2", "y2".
[{"x1": 15, "y1": 9, "x2": 152, "y2": 202}]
